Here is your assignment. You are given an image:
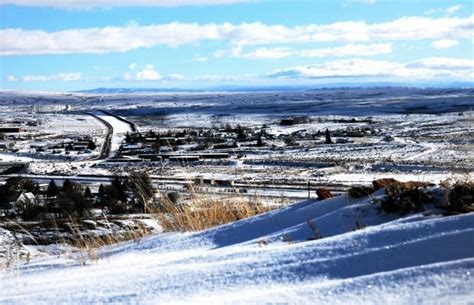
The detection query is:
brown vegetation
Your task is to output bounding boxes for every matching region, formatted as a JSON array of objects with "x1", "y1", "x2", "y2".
[
  {"x1": 155, "y1": 193, "x2": 272, "y2": 232},
  {"x1": 372, "y1": 178, "x2": 400, "y2": 190},
  {"x1": 348, "y1": 186, "x2": 375, "y2": 198},
  {"x1": 316, "y1": 188, "x2": 333, "y2": 200},
  {"x1": 444, "y1": 181, "x2": 474, "y2": 214}
]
